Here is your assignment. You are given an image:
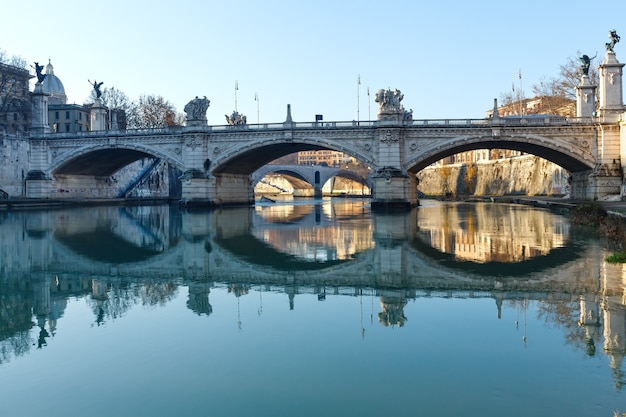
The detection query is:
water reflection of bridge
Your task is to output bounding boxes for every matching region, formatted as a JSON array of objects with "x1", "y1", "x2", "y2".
[
  {"x1": 0, "y1": 201, "x2": 624, "y2": 384},
  {"x1": 1, "y1": 203, "x2": 599, "y2": 293}
]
